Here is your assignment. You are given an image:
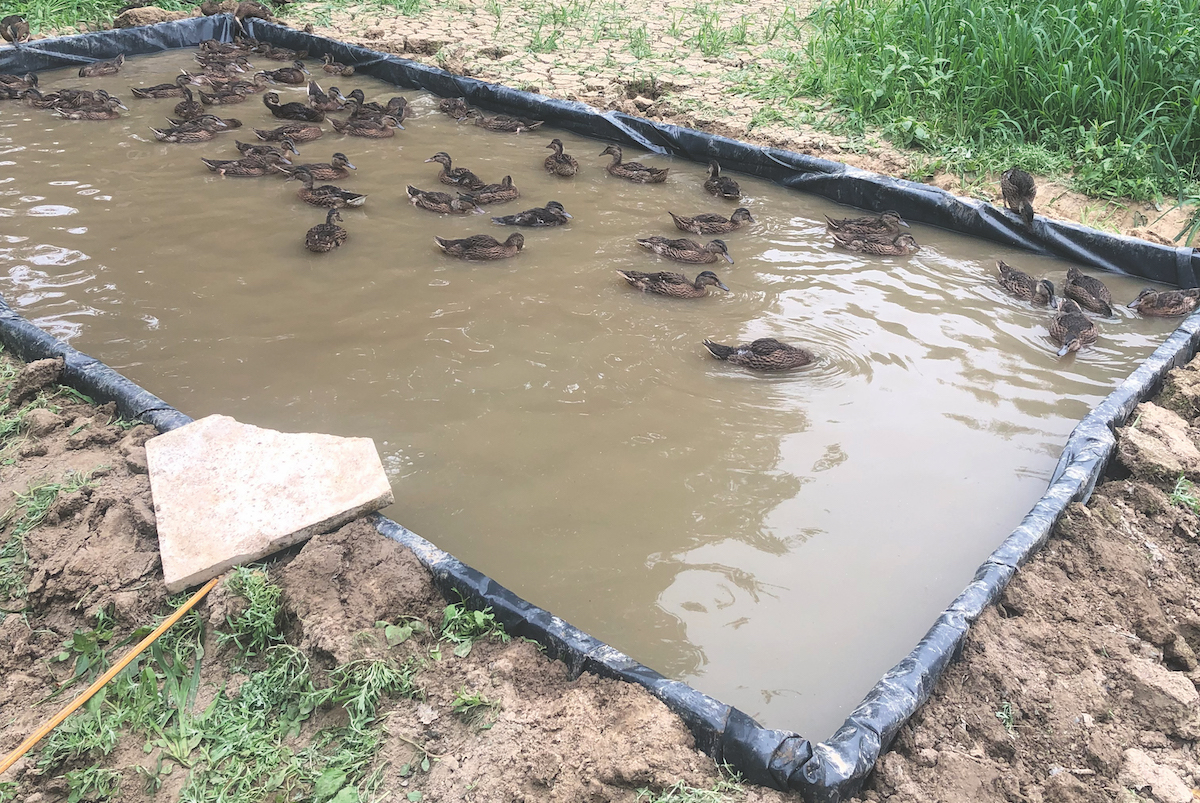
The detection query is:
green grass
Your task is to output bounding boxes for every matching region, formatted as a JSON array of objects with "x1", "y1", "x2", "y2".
[
  {"x1": 635, "y1": 777, "x2": 745, "y2": 803},
  {"x1": 793, "y1": 0, "x2": 1200, "y2": 201},
  {"x1": 216, "y1": 566, "x2": 285, "y2": 661},
  {"x1": 6, "y1": 0, "x2": 194, "y2": 33},
  {"x1": 0, "y1": 470, "x2": 96, "y2": 608},
  {"x1": 1171, "y1": 474, "x2": 1200, "y2": 513},
  {"x1": 451, "y1": 688, "x2": 500, "y2": 729},
  {"x1": 439, "y1": 598, "x2": 510, "y2": 658}
]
